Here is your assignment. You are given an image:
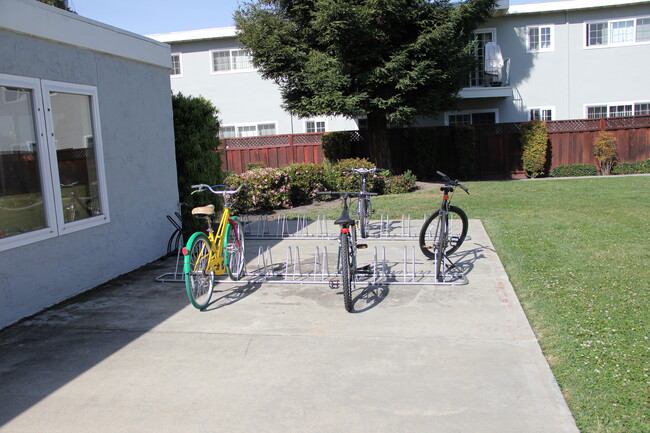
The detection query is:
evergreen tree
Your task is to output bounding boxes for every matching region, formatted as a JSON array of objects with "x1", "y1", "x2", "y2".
[{"x1": 235, "y1": 0, "x2": 498, "y2": 169}]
